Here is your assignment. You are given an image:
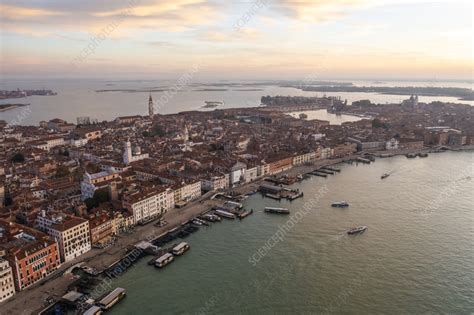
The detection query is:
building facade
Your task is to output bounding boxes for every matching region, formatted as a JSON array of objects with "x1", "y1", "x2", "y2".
[
  {"x1": 36, "y1": 214, "x2": 91, "y2": 263},
  {"x1": 0, "y1": 259, "x2": 15, "y2": 302}
]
